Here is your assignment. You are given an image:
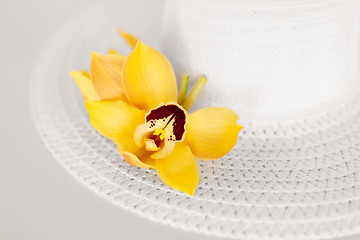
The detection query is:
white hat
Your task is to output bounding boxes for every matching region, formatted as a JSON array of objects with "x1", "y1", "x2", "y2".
[{"x1": 31, "y1": 0, "x2": 360, "y2": 239}]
